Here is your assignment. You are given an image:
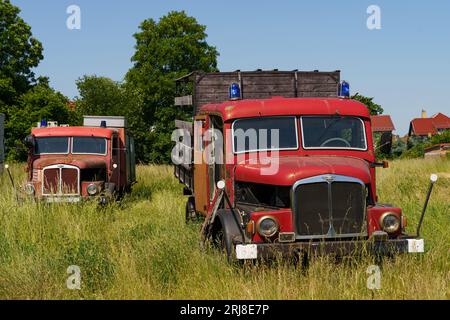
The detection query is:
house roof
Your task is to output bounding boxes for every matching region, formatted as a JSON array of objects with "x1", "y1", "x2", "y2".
[
  {"x1": 410, "y1": 118, "x2": 438, "y2": 136},
  {"x1": 370, "y1": 115, "x2": 395, "y2": 132},
  {"x1": 410, "y1": 112, "x2": 450, "y2": 136},
  {"x1": 431, "y1": 113, "x2": 450, "y2": 129},
  {"x1": 32, "y1": 126, "x2": 115, "y2": 139}
]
